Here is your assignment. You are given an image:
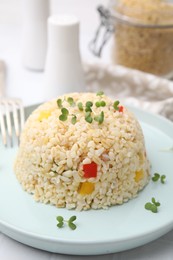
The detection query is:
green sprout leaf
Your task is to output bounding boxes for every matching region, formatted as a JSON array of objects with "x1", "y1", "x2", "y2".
[
  {"x1": 100, "y1": 100, "x2": 106, "y2": 107},
  {"x1": 151, "y1": 197, "x2": 156, "y2": 204},
  {"x1": 145, "y1": 202, "x2": 152, "y2": 210},
  {"x1": 155, "y1": 202, "x2": 160, "y2": 207},
  {"x1": 68, "y1": 222, "x2": 76, "y2": 230},
  {"x1": 57, "y1": 99, "x2": 62, "y2": 108},
  {"x1": 56, "y1": 216, "x2": 64, "y2": 228},
  {"x1": 85, "y1": 112, "x2": 93, "y2": 123},
  {"x1": 69, "y1": 215, "x2": 77, "y2": 223},
  {"x1": 161, "y1": 175, "x2": 166, "y2": 184},
  {"x1": 95, "y1": 101, "x2": 106, "y2": 107},
  {"x1": 85, "y1": 101, "x2": 93, "y2": 112},
  {"x1": 85, "y1": 106, "x2": 92, "y2": 112},
  {"x1": 71, "y1": 115, "x2": 77, "y2": 125},
  {"x1": 56, "y1": 216, "x2": 64, "y2": 222},
  {"x1": 96, "y1": 91, "x2": 104, "y2": 96},
  {"x1": 151, "y1": 197, "x2": 160, "y2": 207},
  {"x1": 59, "y1": 114, "x2": 67, "y2": 121},
  {"x1": 95, "y1": 101, "x2": 101, "y2": 107},
  {"x1": 94, "y1": 111, "x2": 104, "y2": 124},
  {"x1": 145, "y1": 202, "x2": 158, "y2": 213},
  {"x1": 86, "y1": 117, "x2": 93, "y2": 123},
  {"x1": 61, "y1": 108, "x2": 69, "y2": 116},
  {"x1": 152, "y1": 173, "x2": 166, "y2": 184},
  {"x1": 56, "y1": 215, "x2": 77, "y2": 230},
  {"x1": 152, "y1": 173, "x2": 160, "y2": 182},
  {"x1": 68, "y1": 215, "x2": 77, "y2": 230},
  {"x1": 150, "y1": 204, "x2": 158, "y2": 213},
  {"x1": 67, "y1": 97, "x2": 75, "y2": 106},
  {"x1": 113, "y1": 100, "x2": 120, "y2": 111},
  {"x1": 145, "y1": 197, "x2": 160, "y2": 213},
  {"x1": 86, "y1": 101, "x2": 93, "y2": 108},
  {"x1": 57, "y1": 222, "x2": 64, "y2": 228},
  {"x1": 78, "y1": 102, "x2": 83, "y2": 111}
]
